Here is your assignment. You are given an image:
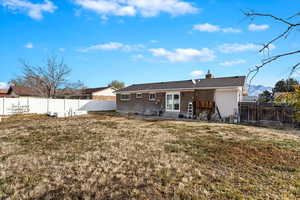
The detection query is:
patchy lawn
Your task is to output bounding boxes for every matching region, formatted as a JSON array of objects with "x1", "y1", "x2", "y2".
[{"x1": 0, "y1": 114, "x2": 300, "y2": 200}]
